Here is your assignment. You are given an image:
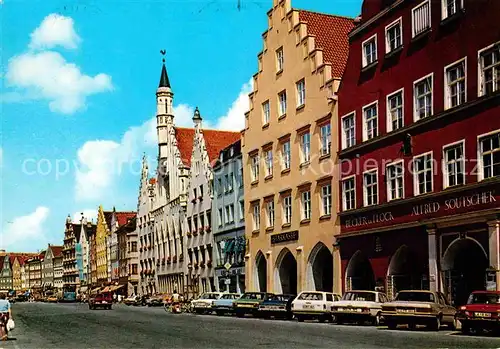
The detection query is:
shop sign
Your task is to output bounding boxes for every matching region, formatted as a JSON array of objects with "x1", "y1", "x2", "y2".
[
  {"x1": 411, "y1": 191, "x2": 496, "y2": 216},
  {"x1": 216, "y1": 267, "x2": 244, "y2": 277},
  {"x1": 270, "y1": 231, "x2": 299, "y2": 244},
  {"x1": 345, "y1": 212, "x2": 394, "y2": 228}
]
